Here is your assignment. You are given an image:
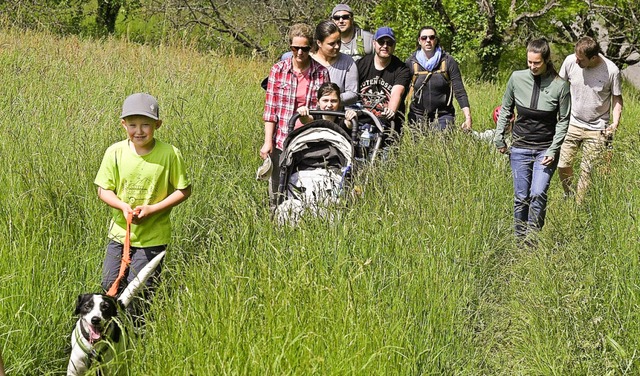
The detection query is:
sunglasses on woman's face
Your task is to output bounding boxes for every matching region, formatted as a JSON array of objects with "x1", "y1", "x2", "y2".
[
  {"x1": 290, "y1": 45, "x2": 312, "y2": 53},
  {"x1": 420, "y1": 35, "x2": 437, "y2": 41},
  {"x1": 332, "y1": 14, "x2": 351, "y2": 21}
]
